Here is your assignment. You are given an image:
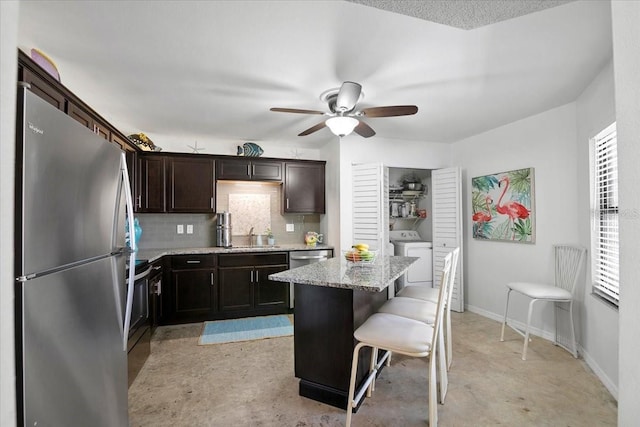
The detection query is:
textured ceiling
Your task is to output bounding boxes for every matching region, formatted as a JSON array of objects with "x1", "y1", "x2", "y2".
[
  {"x1": 345, "y1": 0, "x2": 576, "y2": 30},
  {"x1": 16, "y1": 1, "x2": 611, "y2": 151}
]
